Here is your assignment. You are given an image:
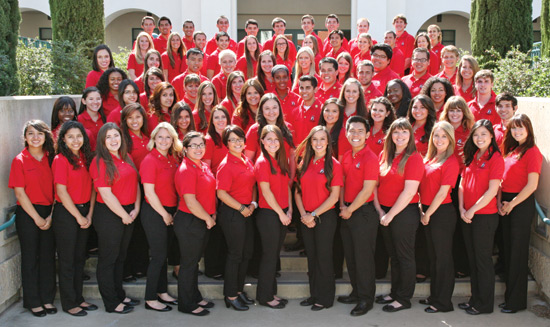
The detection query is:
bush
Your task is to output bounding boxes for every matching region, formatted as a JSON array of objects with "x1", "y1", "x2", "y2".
[
  {"x1": 16, "y1": 40, "x2": 53, "y2": 95},
  {"x1": 50, "y1": 40, "x2": 90, "y2": 94},
  {"x1": 0, "y1": 0, "x2": 21, "y2": 95},
  {"x1": 112, "y1": 47, "x2": 131, "y2": 75}
]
